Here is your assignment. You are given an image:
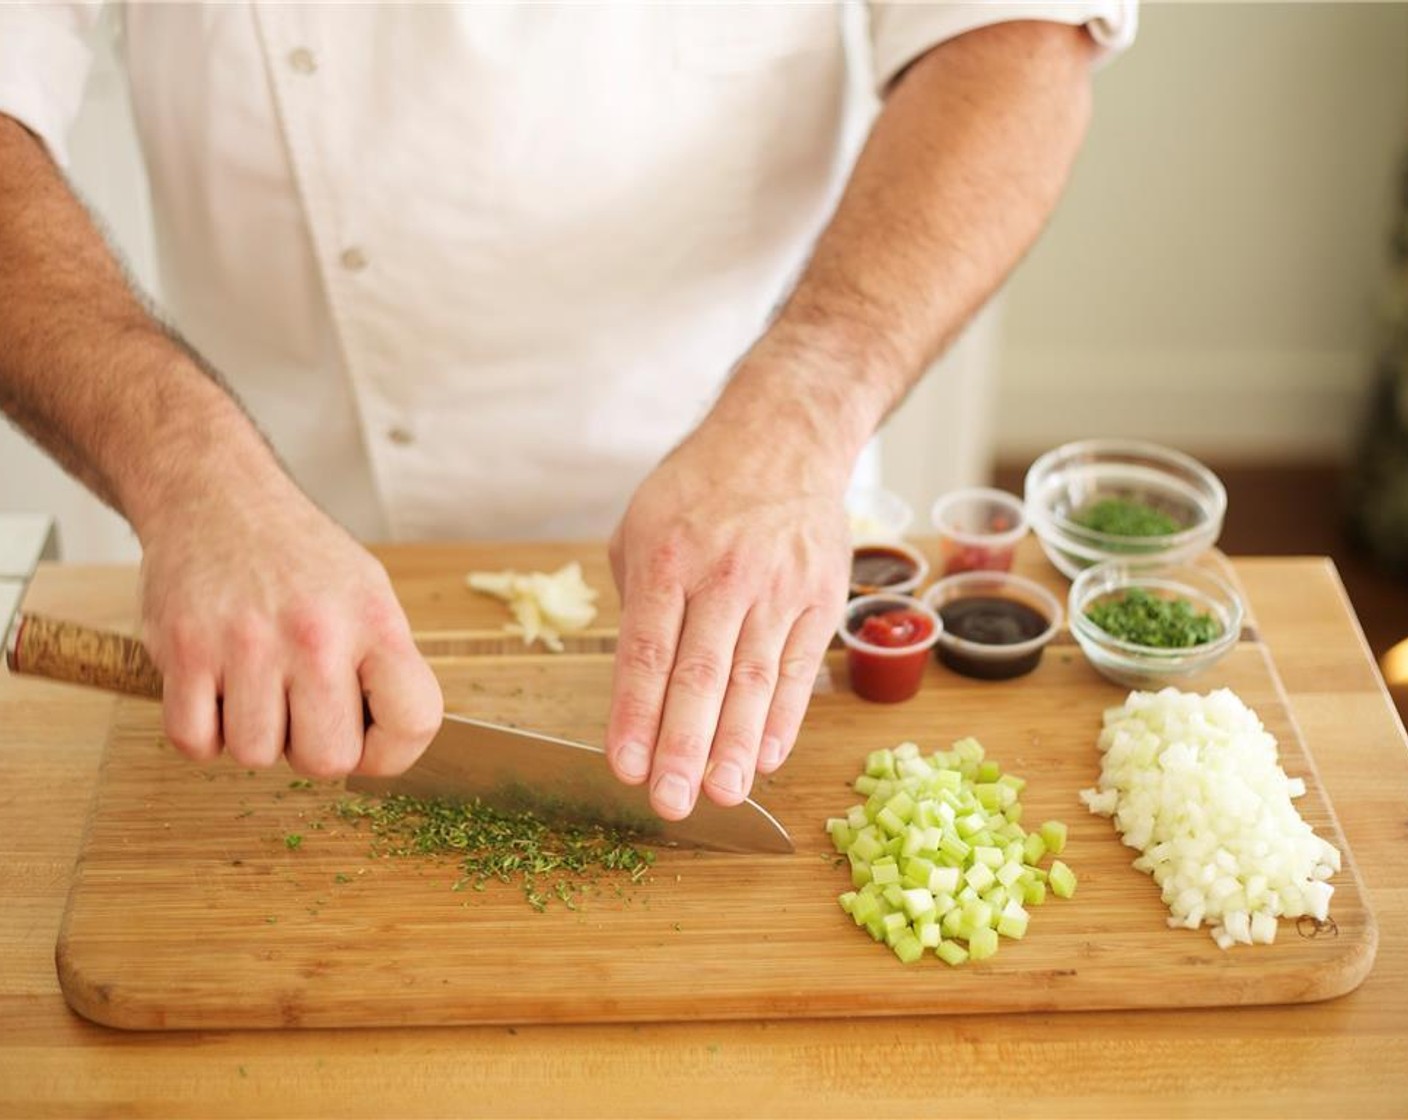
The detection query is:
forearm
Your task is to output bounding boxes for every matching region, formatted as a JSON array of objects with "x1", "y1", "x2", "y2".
[
  {"x1": 712, "y1": 19, "x2": 1097, "y2": 474},
  {"x1": 0, "y1": 115, "x2": 291, "y2": 541}
]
